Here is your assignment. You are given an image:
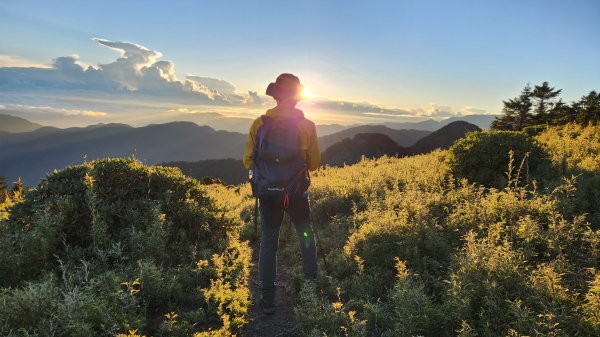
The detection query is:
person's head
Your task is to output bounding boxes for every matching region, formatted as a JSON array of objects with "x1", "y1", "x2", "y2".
[{"x1": 266, "y1": 73, "x2": 304, "y2": 106}]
